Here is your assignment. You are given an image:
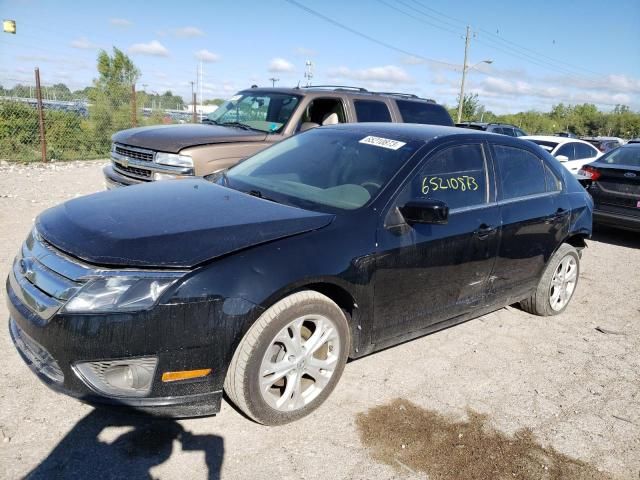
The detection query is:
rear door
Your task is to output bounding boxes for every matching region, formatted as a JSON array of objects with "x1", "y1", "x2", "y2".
[
  {"x1": 373, "y1": 140, "x2": 499, "y2": 342},
  {"x1": 488, "y1": 142, "x2": 570, "y2": 304}
]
